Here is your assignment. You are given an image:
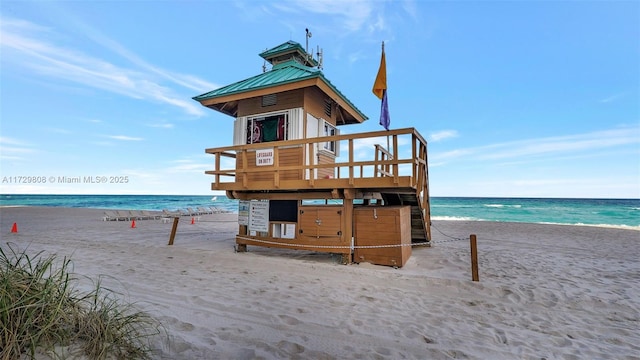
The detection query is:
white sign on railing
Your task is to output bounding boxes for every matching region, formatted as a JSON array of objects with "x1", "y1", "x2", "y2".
[{"x1": 256, "y1": 148, "x2": 274, "y2": 166}]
